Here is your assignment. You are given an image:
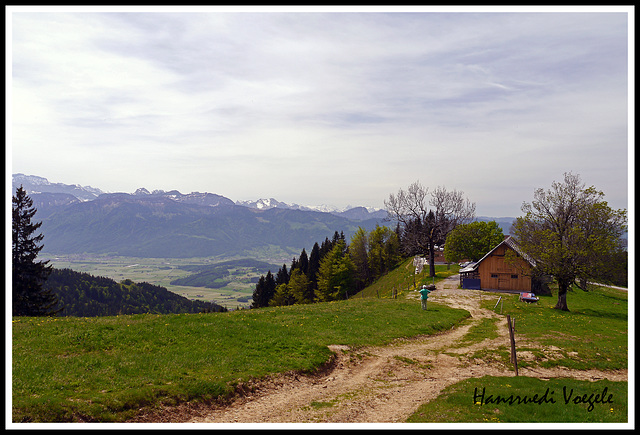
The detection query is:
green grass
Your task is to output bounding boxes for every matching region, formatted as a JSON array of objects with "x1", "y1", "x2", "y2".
[
  {"x1": 454, "y1": 317, "x2": 500, "y2": 348},
  {"x1": 358, "y1": 259, "x2": 459, "y2": 298},
  {"x1": 407, "y1": 376, "x2": 627, "y2": 423},
  {"x1": 12, "y1": 298, "x2": 470, "y2": 423},
  {"x1": 12, "y1": 263, "x2": 629, "y2": 424},
  {"x1": 480, "y1": 284, "x2": 628, "y2": 371},
  {"x1": 407, "y1": 282, "x2": 629, "y2": 423}
]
